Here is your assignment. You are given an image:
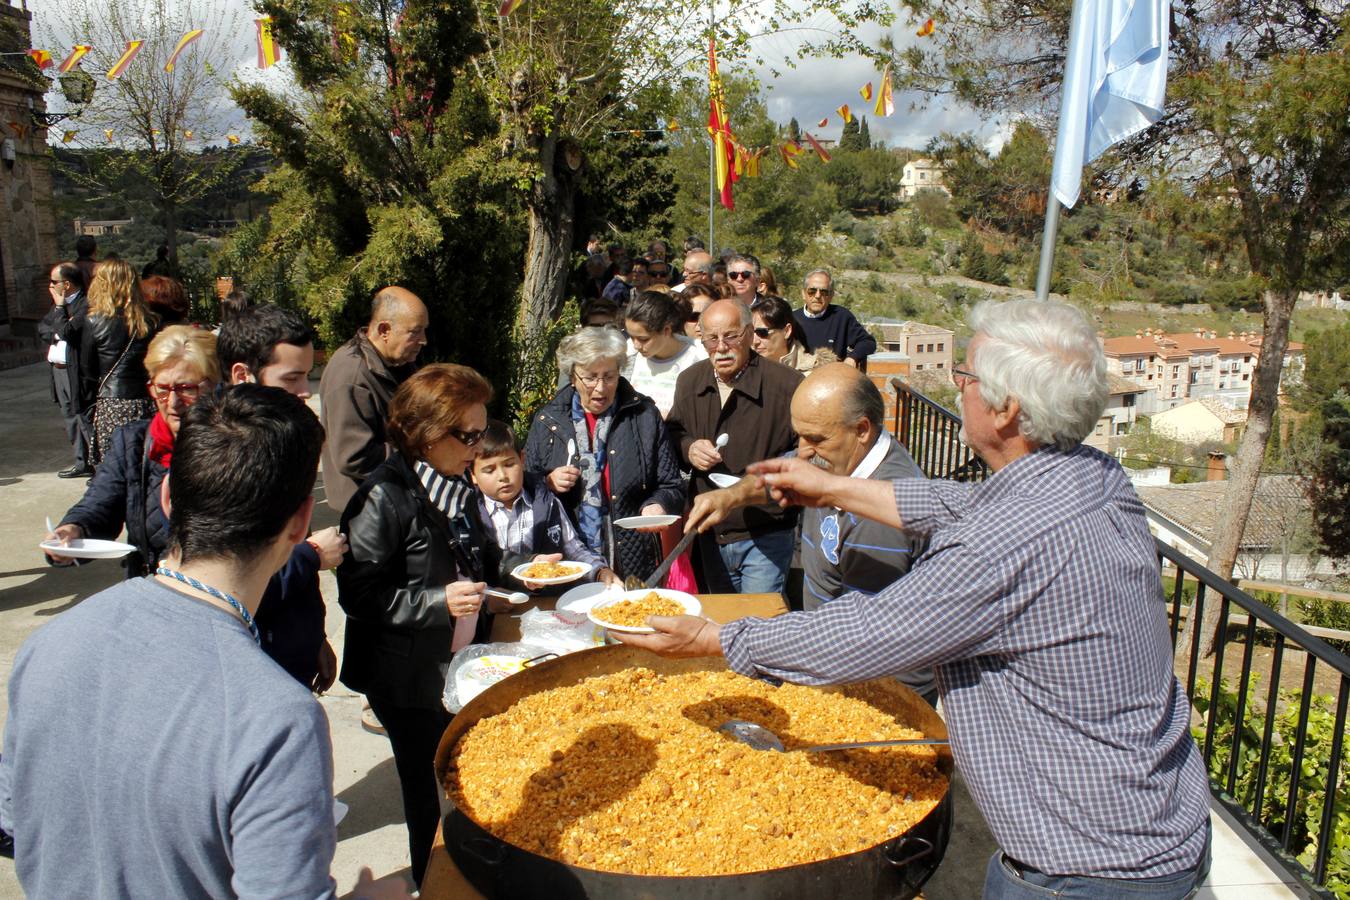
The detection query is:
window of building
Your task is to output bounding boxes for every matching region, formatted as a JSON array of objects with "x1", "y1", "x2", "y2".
[
  {"x1": 937, "y1": 343, "x2": 944, "y2": 351},
  {"x1": 1242, "y1": 373, "x2": 1249, "y2": 381},
  {"x1": 1116, "y1": 422, "x2": 1130, "y2": 435},
  {"x1": 936, "y1": 362, "x2": 944, "y2": 369},
  {"x1": 914, "y1": 363, "x2": 923, "y2": 371},
  {"x1": 1123, "y1": 394, "x2": 1136, "y2": 407}
]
